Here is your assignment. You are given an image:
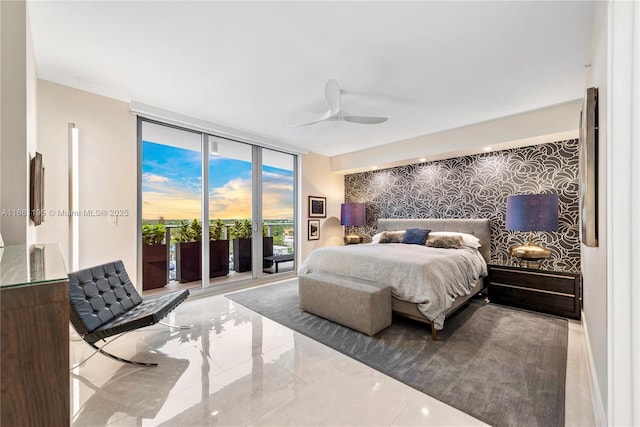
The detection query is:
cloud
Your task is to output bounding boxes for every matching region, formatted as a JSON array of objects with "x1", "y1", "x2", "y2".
[
  {"x1": 142, "y1": 165, "x2": 293, "y2": 221},
  {"x1": 142, "y1": 173, "x2": 170, "y2": 183},
  {"x1": 210, "y1": 177, "x2": 253, "y2": 219},
  {"x1": 263, "y1": 170, "x2": 293, "y2": 183},
  {"x1": 142, "y1": 191, "x2": 202, "y2": 220}
]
